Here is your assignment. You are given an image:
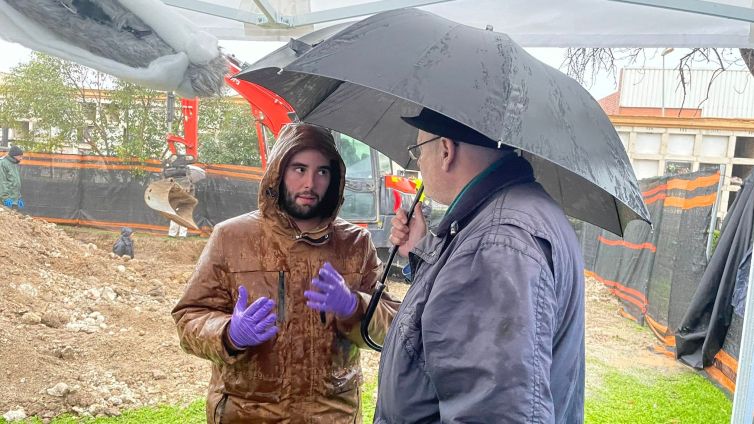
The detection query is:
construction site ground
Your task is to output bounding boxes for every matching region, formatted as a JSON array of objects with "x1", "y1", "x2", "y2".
[{"x1": 0, "y1": 209, "x2": 688, "y2": 421}]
